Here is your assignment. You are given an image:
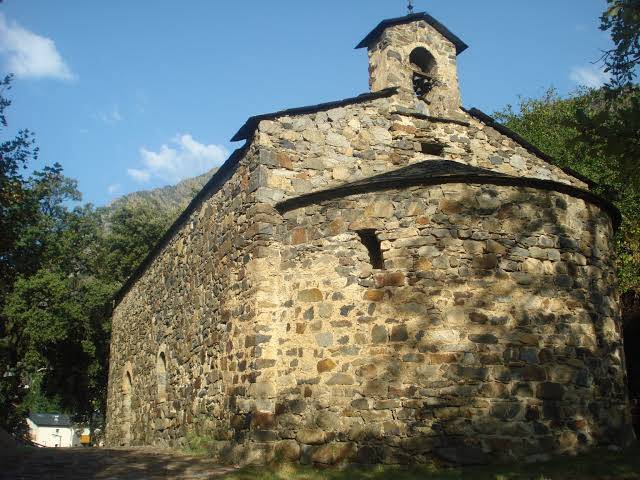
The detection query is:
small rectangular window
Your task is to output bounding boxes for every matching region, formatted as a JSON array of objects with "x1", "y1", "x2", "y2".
[
  {"x1": 421, "y1": 142, "x2": 445, "y2": 156},
  {"x1": 357, "y1": 230, "x2": 385, "y2": 270}
]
